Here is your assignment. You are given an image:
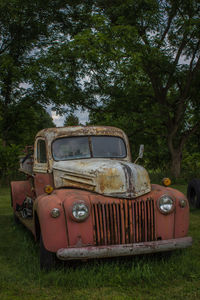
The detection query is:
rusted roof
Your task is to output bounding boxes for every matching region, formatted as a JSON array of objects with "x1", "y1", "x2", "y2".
[
  {"x1": 34, "y1": 125, "x2": 132, "y2": 166},
  {"x1": 36, "y1": 126, "x2": 128, "y2": 140}
]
